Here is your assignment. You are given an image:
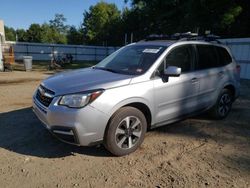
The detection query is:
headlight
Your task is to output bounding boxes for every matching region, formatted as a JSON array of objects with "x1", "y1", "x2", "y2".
[{"x1": 59, "y1": 90, "x2": 104, "y2": 108}]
